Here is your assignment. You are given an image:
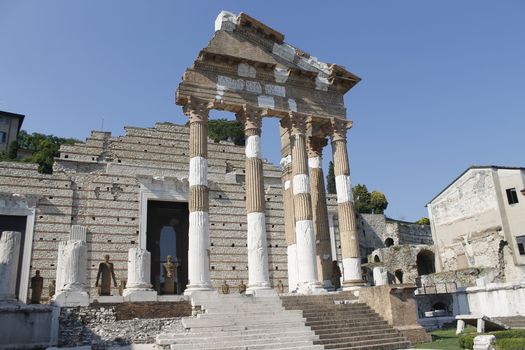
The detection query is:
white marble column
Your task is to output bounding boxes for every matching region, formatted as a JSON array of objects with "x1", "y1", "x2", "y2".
[
  {"x1": 0, "y1": 231, "x2": 21, "y2": 301},
  {"x1": 184, "y1": 99, "x2": 213, "y2": 294},
  {"x1": 123, "y1": 248, "x2": 157, "y2": 301},
  {"x1": 53, "y1": 227, "x2": 89, "y2": 306},
  {"x1": 288, "y1": 113, "x2": 324, "y2": 294},
  {"x1": 238, "y1": 108, "x2": 271, "y2": 292}
]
